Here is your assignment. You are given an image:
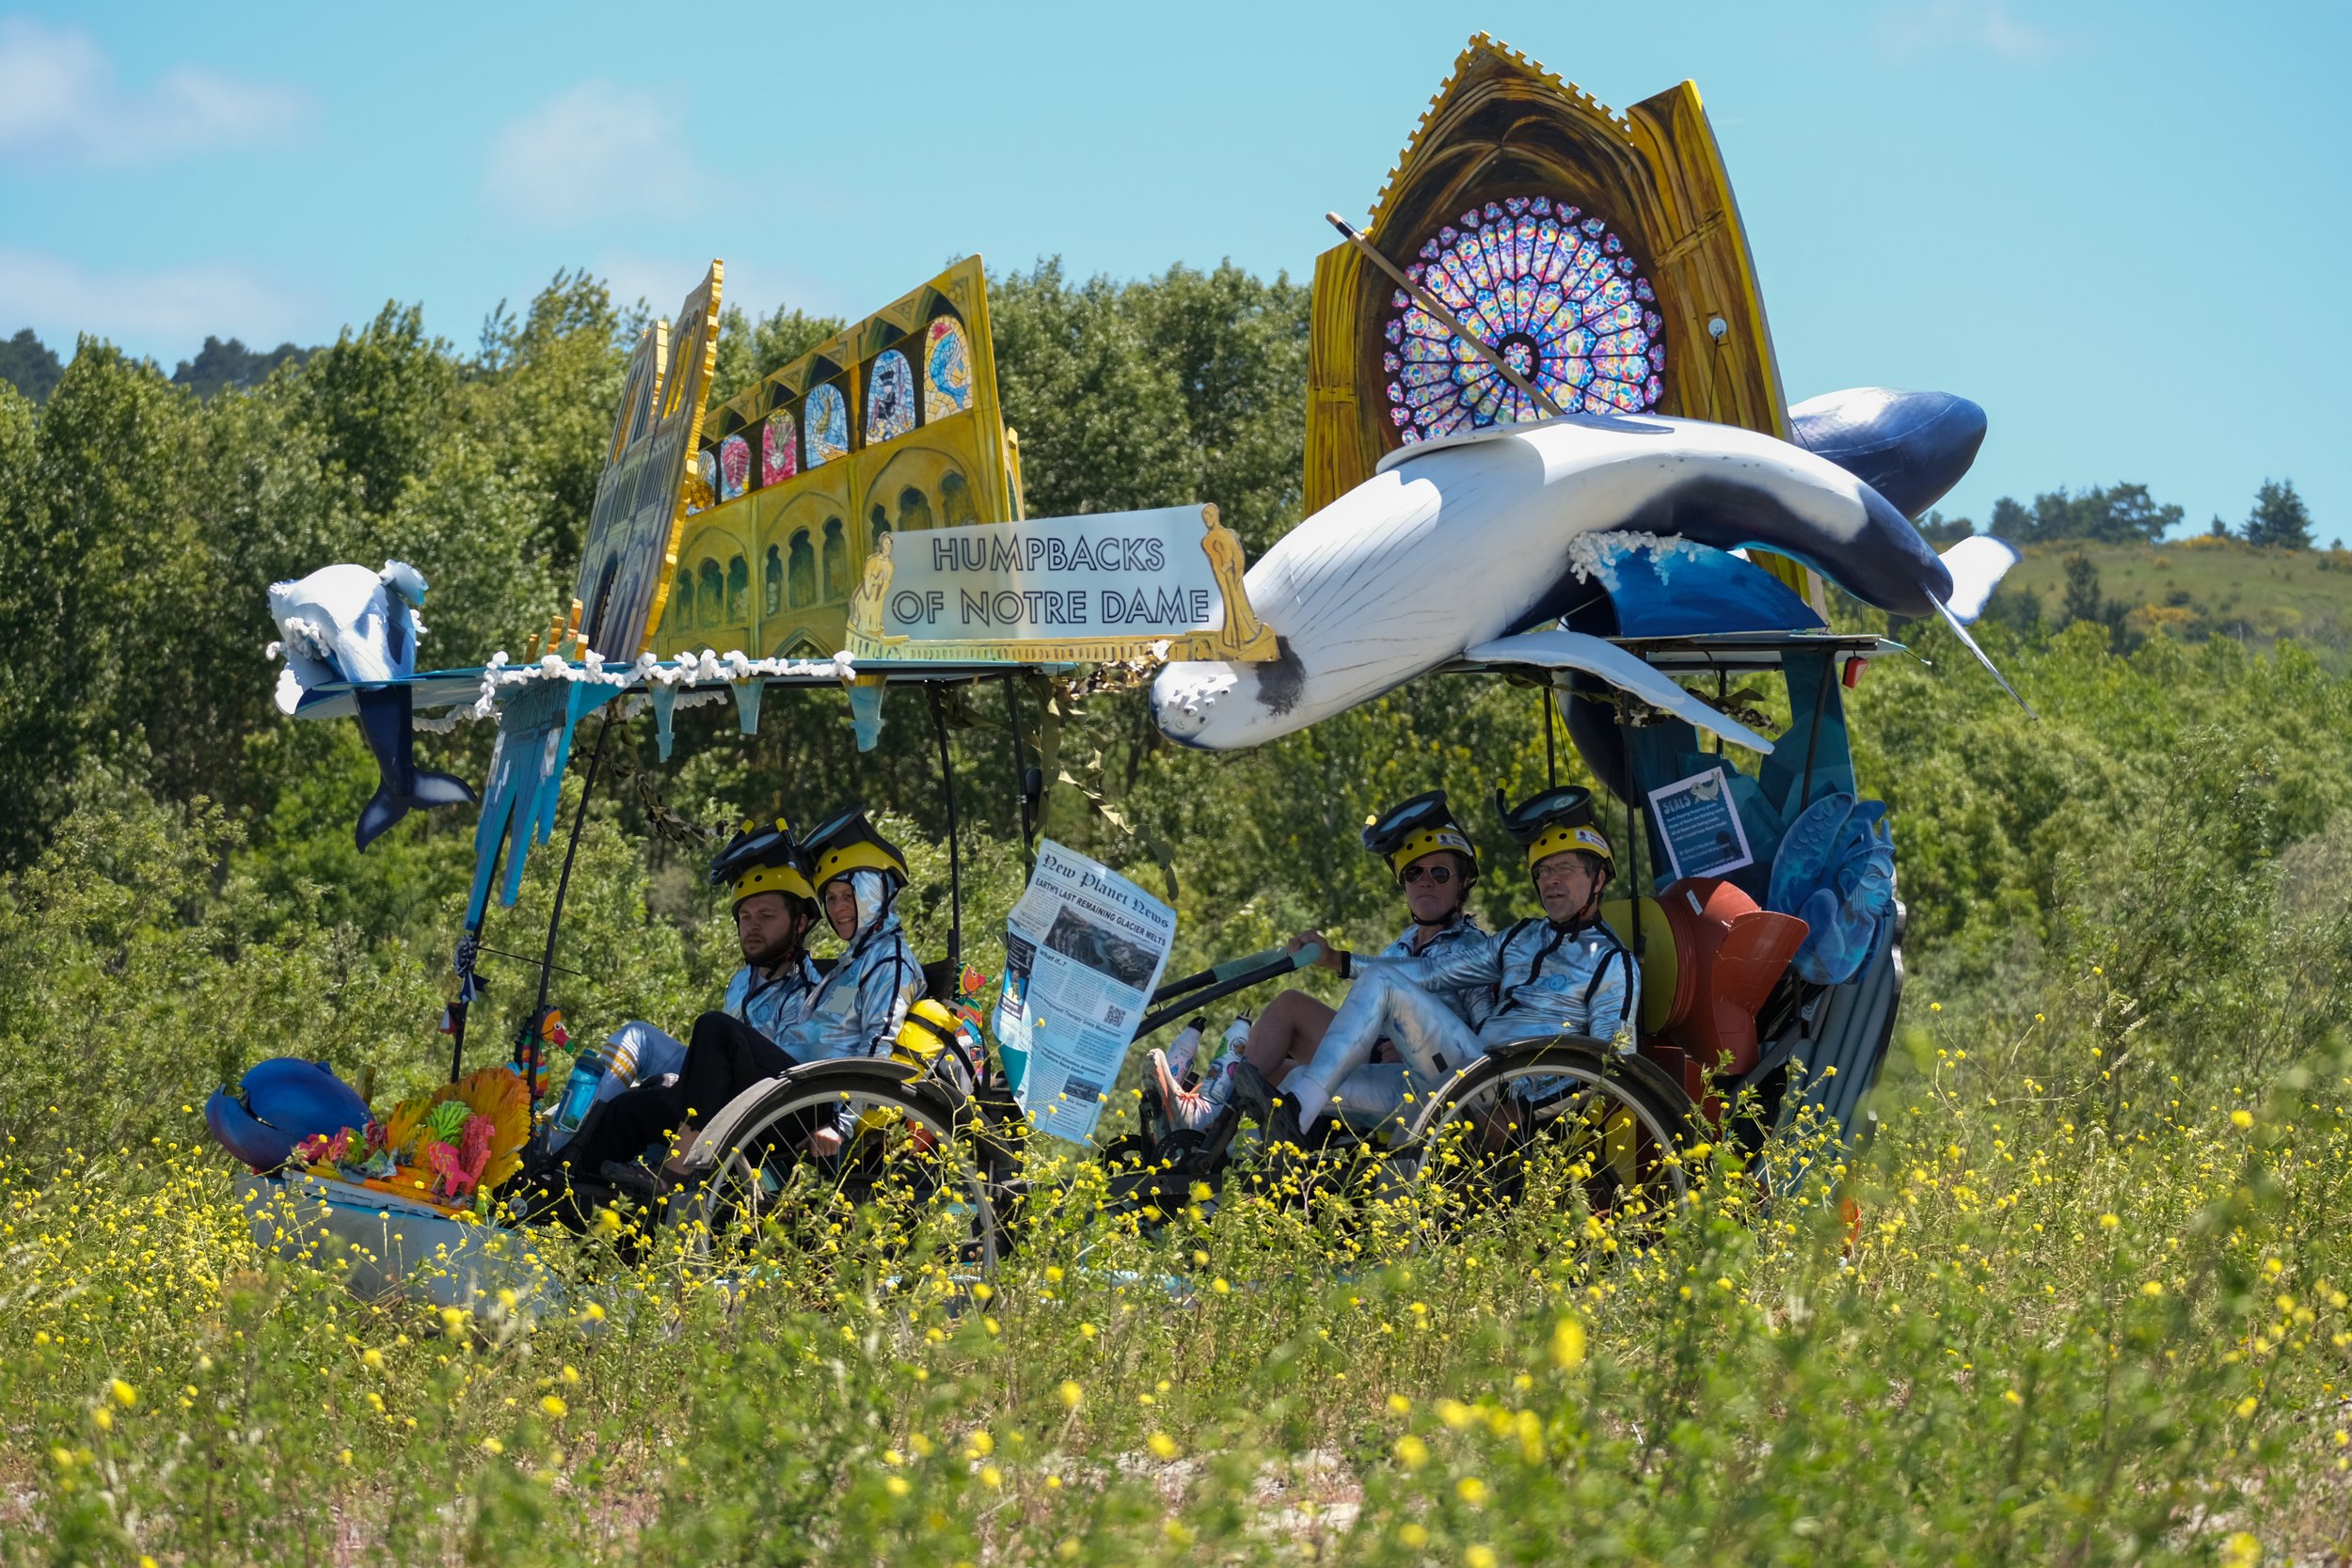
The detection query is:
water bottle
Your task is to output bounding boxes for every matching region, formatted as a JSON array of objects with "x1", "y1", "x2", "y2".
[
  {"x1": 1165, "y1": 1017, "x2": 1207, "y2": 1087},
  {"x1": 549, "y1": 1044, "x2": 611, "y2": 1145}
]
